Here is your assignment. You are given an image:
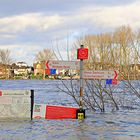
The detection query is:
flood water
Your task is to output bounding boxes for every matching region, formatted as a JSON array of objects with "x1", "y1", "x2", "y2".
[{"x1": 0, "y1": 80, "x2": 140, "y2": 140}]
